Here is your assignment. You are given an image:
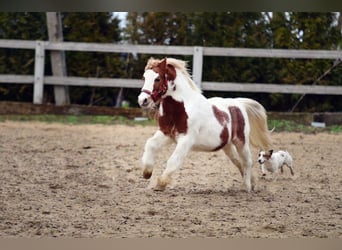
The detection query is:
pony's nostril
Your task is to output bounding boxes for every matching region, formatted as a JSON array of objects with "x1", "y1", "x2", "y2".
[{"x1": 142, "y1": 98, "x2": 148, "y2": 106}]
